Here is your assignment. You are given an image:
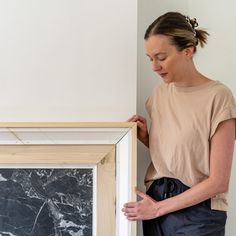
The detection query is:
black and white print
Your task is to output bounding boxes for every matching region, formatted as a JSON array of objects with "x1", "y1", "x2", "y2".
[{"x1": 0, "y1": 168, "x2": 93, "y2": 236}]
